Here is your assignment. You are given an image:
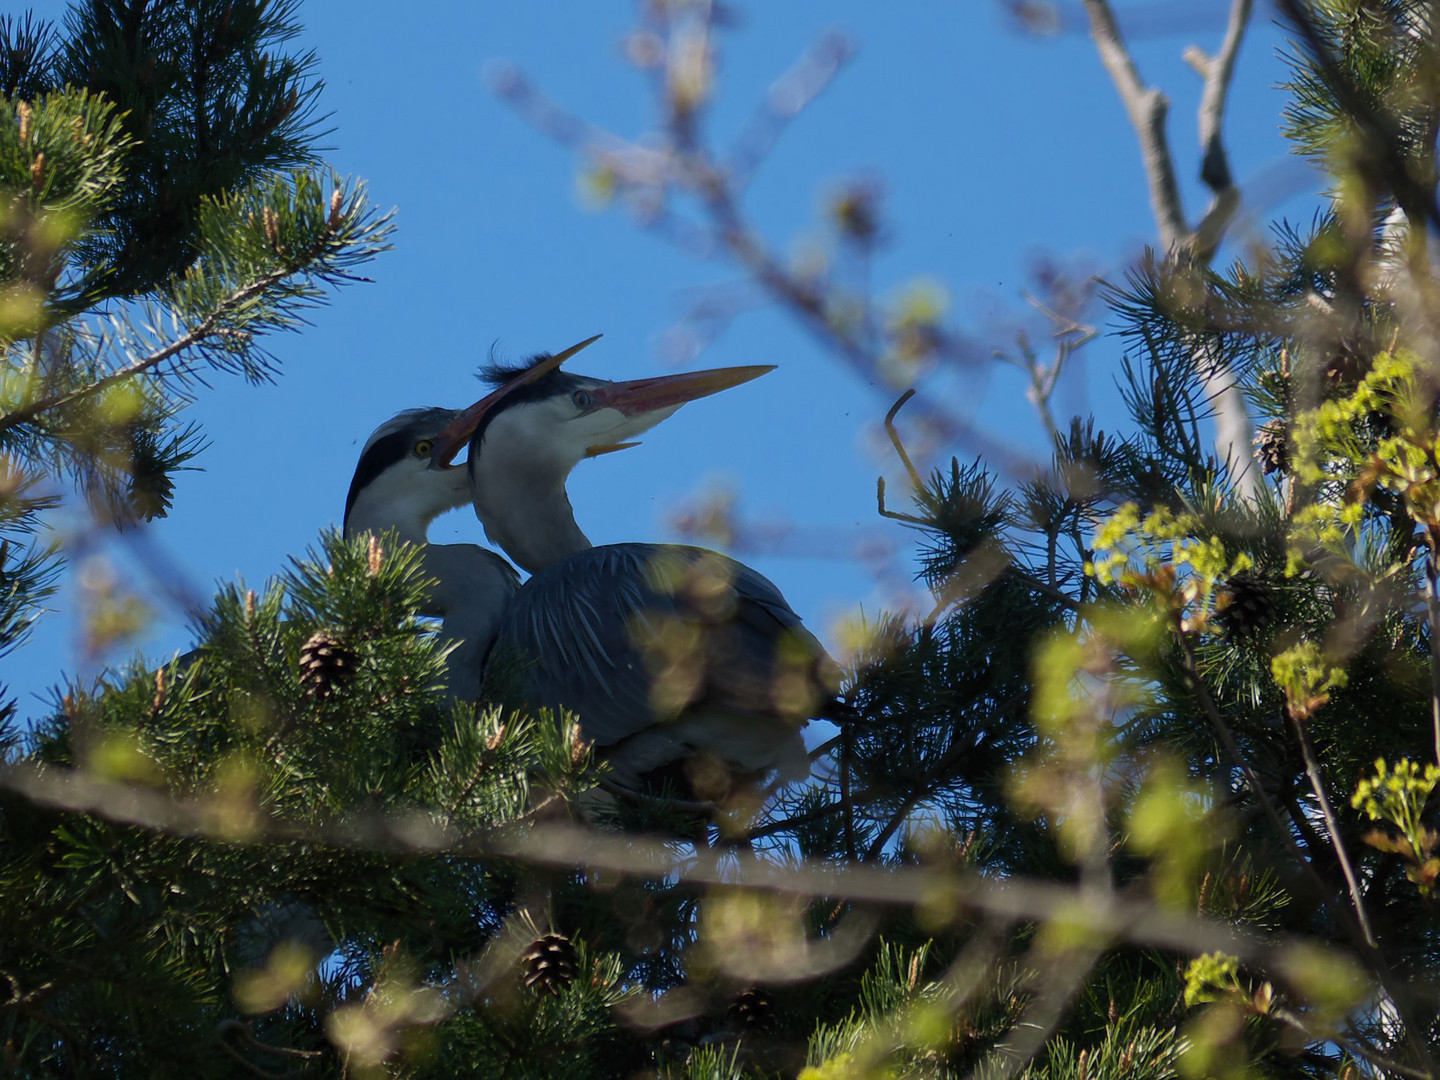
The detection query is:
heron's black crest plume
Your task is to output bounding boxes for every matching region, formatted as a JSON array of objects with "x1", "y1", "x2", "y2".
[
  {"x1": 479, "y1": 342, "x2": 541, "y2": 387},
  {"x1": 479, "y1": 341, "x2": 568, "y2": 386}
]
